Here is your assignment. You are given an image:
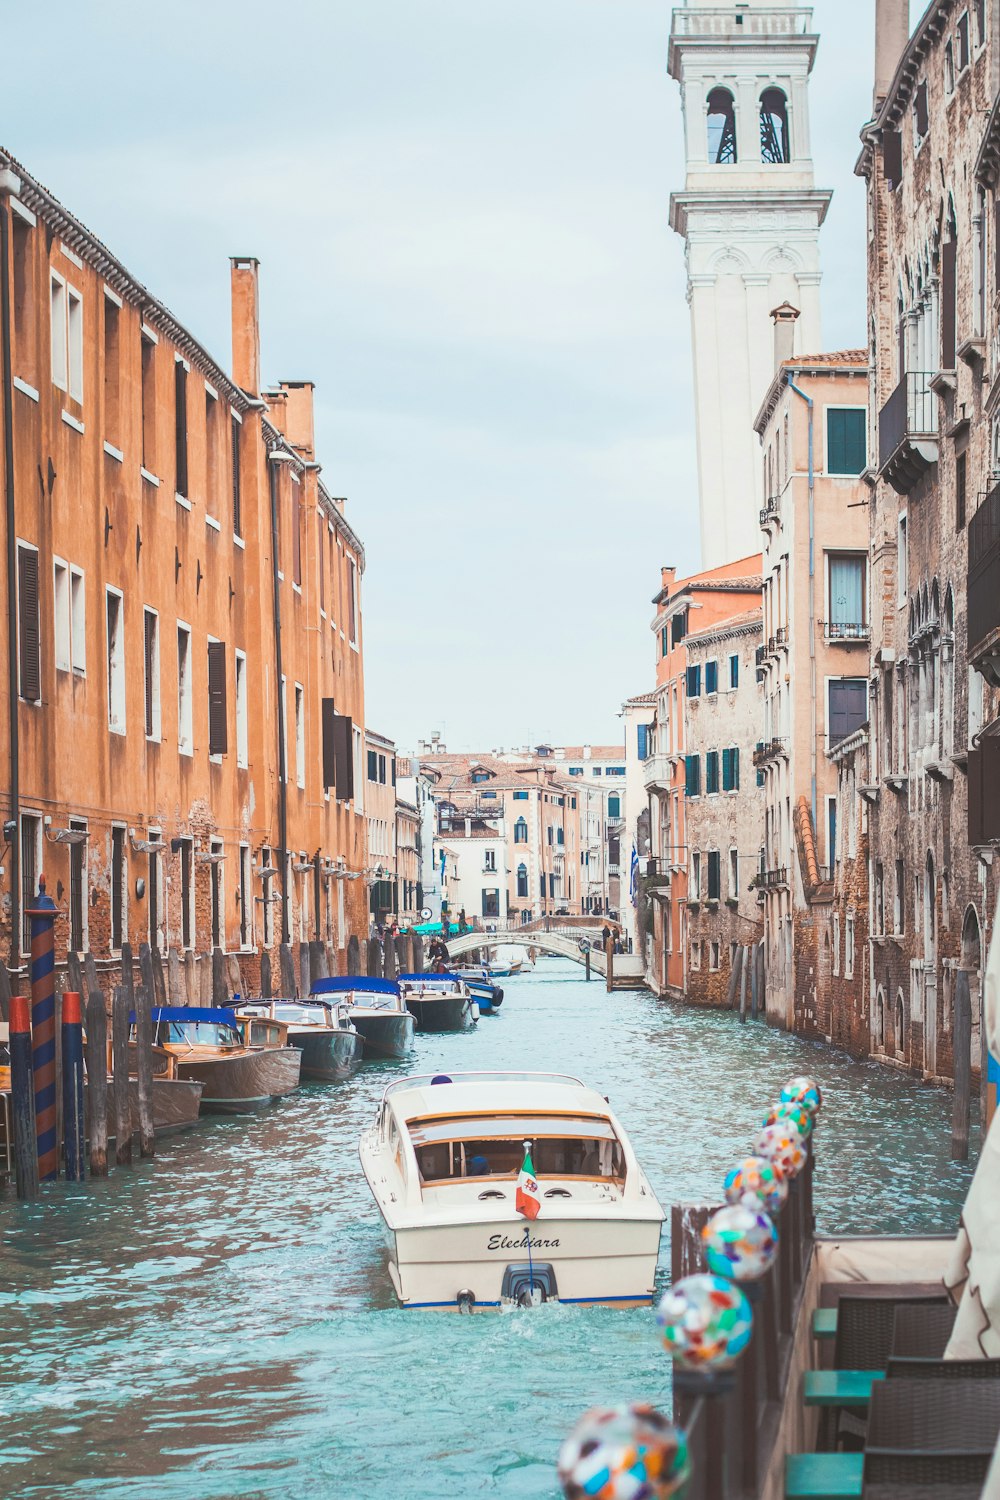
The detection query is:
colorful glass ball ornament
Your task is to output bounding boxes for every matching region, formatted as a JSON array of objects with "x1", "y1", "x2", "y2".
[
  {"x1": 754, "y1": 1121, "x2": 806, "y2": 1179},
  {"x1": 779, "y1": 1075, "x2": 823, "y2": 1116},
  {"x1": 763, "y1": 1100, "x2": 813, "y2": 1139},
  {"x1": 723, "y1": 1155, "x2": 788, "y2": 1215},
  {"x1": 702, "y1": 1203, "x2": 778, "y2": 1283},
  {"x1": 657, "y1": 1274, "x2": 753, "y2": 1370},
  {"x1": 557, "y1": 1402, "x2": 691, "y2": 1500}
]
